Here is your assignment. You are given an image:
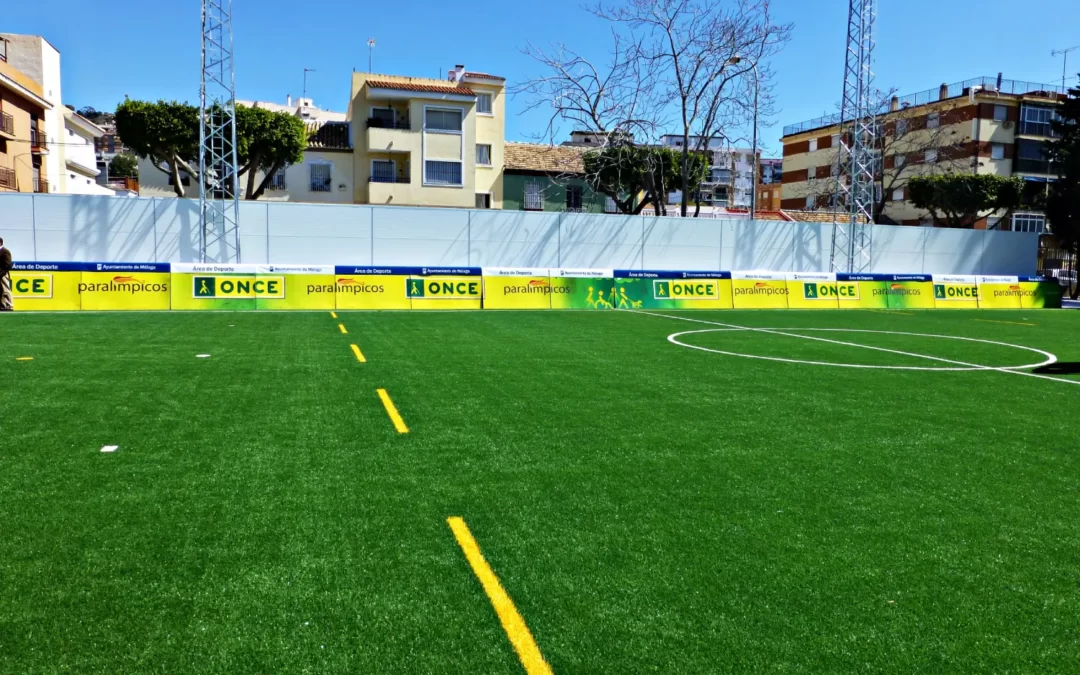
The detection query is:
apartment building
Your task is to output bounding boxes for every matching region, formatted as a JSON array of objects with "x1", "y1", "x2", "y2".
[
  {"x1": 757, "y1": 158, "x2": 782, "y2": 211},
  {"x1": 660, "y1": 136, "x2": 759, "y2": 209},
  {"x1": 349, "y1": 64, "x2": 505, "y2": 209},
  {"x1": 0, "y1": 33, "x2": 112, "y2": 195},
  {"x1": 503, "y1": 142, "x2": 613, "y2": 213},
  {"x1": 780, "y1": 76, "x2": 1066, "y2": 231},
  {"x1": 0, "y1": 35, "x2": 51, "y2": 193}
]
